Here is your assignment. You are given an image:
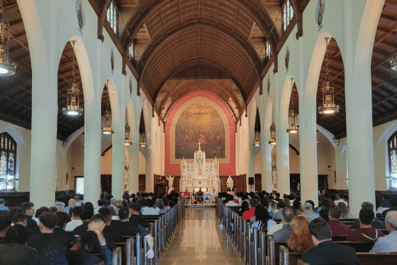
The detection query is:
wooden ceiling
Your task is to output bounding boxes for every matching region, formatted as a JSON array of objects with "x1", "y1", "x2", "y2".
[{"x1": 2, "y1": 0, "x2": 397, "y2": 142}]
